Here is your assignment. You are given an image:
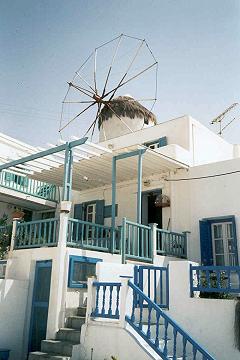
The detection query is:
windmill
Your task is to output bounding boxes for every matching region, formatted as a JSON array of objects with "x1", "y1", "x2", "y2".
[{"x1": 59, "y1": 34, "x2": 158, "y2": 141}]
